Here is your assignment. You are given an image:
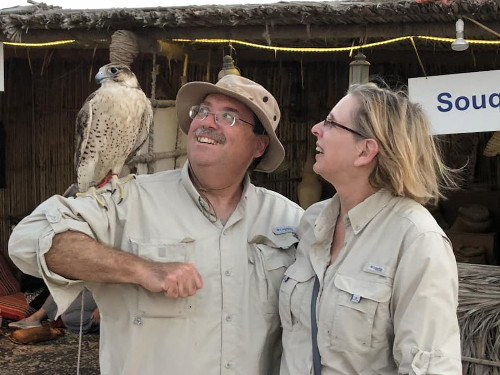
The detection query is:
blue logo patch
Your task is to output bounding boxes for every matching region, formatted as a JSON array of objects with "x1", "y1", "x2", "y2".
[
  {"x1": 368, "y1": 264, "x2": 384, "y2": 273},
  {"x1": 273, "y1": 226, "x2": 296, "y2": 235}
]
